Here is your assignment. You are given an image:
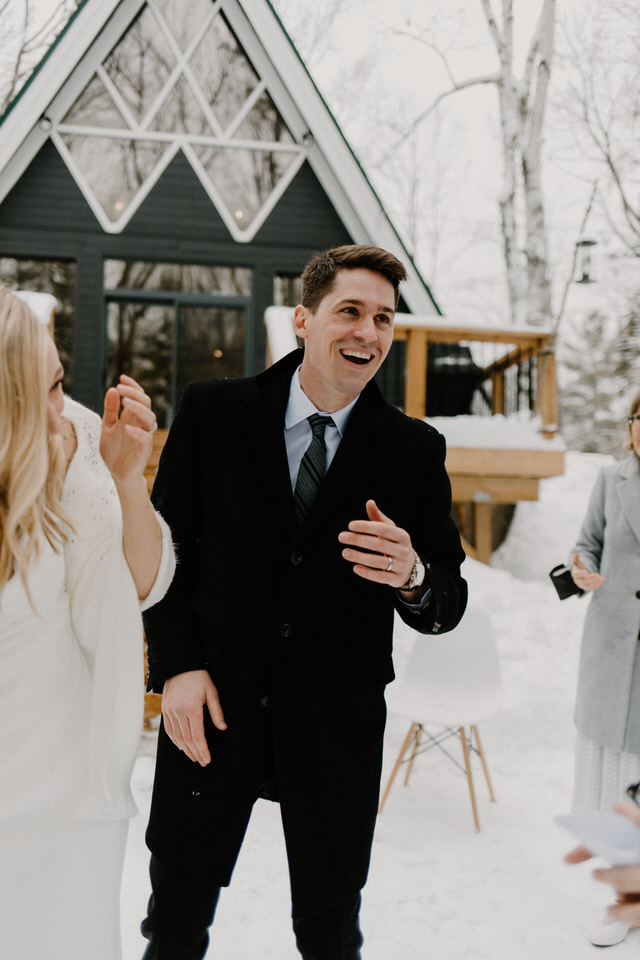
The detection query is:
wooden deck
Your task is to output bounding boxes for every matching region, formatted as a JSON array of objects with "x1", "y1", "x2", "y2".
[{"x1": 390, "y1": 315, "x2": 563, "y2": 563}]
